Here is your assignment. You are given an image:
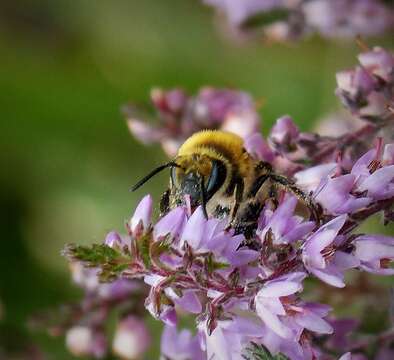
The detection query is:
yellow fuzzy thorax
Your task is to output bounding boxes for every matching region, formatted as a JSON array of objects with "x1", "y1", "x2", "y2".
[{"x1": 176, "y1": 130, "x2": 251, "y2": 177}]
